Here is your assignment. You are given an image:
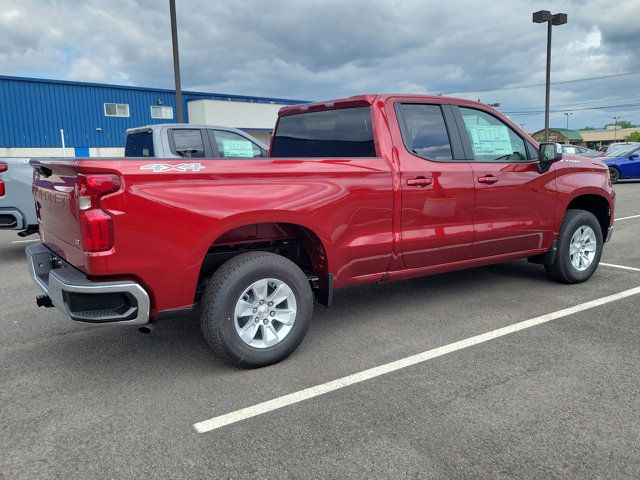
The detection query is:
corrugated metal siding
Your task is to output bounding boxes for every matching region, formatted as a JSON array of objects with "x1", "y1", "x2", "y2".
[{"x1": 0, "y1": 76, "x2": 305, "y2": 148}]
